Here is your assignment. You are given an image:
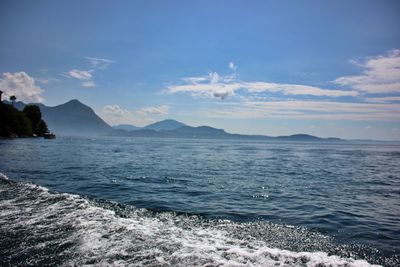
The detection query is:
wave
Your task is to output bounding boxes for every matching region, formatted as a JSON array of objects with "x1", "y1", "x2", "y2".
[{"x1": 0, "y1": 173, "x2": 387, "y2": 266}]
